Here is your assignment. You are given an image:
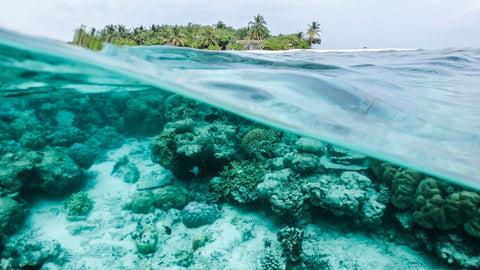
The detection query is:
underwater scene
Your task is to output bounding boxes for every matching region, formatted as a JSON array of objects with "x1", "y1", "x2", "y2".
[{"x1": 1, "y1": 29, "x2": 480, "y2": 269}]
